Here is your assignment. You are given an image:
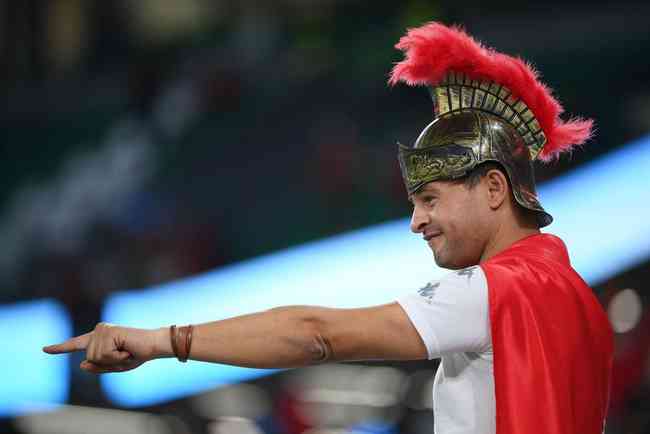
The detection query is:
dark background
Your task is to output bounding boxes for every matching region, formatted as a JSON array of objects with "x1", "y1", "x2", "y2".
[{"x1": 2, "y1": 1, "x2": 650, "y2": 433}]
